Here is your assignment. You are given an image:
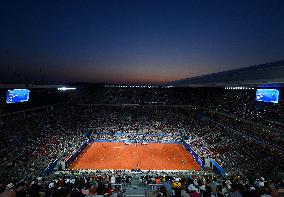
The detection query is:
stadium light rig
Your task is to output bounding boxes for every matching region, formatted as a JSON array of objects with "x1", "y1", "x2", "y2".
[
  {"x1": 225, "y1": 86, "x2": 254, "y2": 90},
  {"x1": 57, "y1": 87, "x2": 76, "y2": 91}
]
